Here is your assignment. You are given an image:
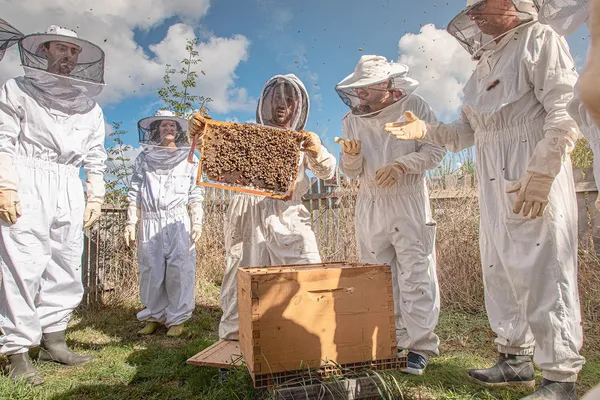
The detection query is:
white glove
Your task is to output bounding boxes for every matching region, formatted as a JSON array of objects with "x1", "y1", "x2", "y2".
[
  {"x1": 83, "y1": 202, "x2": 102, "y2": 228},
  {"x1": 335, "y1": 137, "x2": 361, "y2": 156},
  {"x1": 124, "y1": 204, "x2": 140, "y2": 247},
  {"x1": 188, "y1": 113, "x2": 211, "y2": 149},
  {"x1": 506, "y1": 172, "x2": 555, "y2": 219},
  {"x1": 0, "y1": 154, "x2": 20, "y2": 225},
  {"x1": 85, "y1": 174, "x2": 106, "y2": 204},
  {"x1": 301, "y1": 131, "x2": 323, "y2": 158},
  {"x1": 124, "y1": 224, "x2": 136, "y2": 247},
  {"x1": 189, "y1": 202, "x2": 203, "y2": 244},
  {"x1": 0, "y1": 189, "x2": 21, "y2": 225},
  {"x1": 375, "y1": 162, "x2": 407, "y2": 188},
  {"x1": 384, "y1": 111, "x2": 427, "y2": 141}
]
